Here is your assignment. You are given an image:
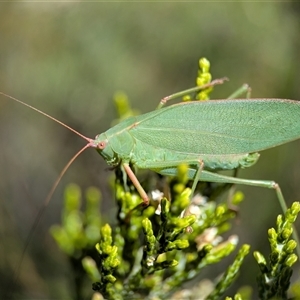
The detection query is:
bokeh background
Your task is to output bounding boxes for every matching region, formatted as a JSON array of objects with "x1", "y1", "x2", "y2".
[{"x1": 1, "y1": 2, "x2": 300, "y2": 299}]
